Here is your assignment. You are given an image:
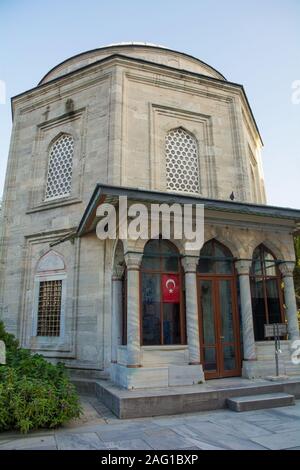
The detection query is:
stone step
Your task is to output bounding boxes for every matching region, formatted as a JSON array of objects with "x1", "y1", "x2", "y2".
[
  {"x1": 72, "y1": 378, "x2": 97, "y2": 395},
  {"x1": 95, "y1": 378, "x2": 300, "y2": 419},
  {"x1": 227, "y1": 392, "x2": 295, "y2": 412}
]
